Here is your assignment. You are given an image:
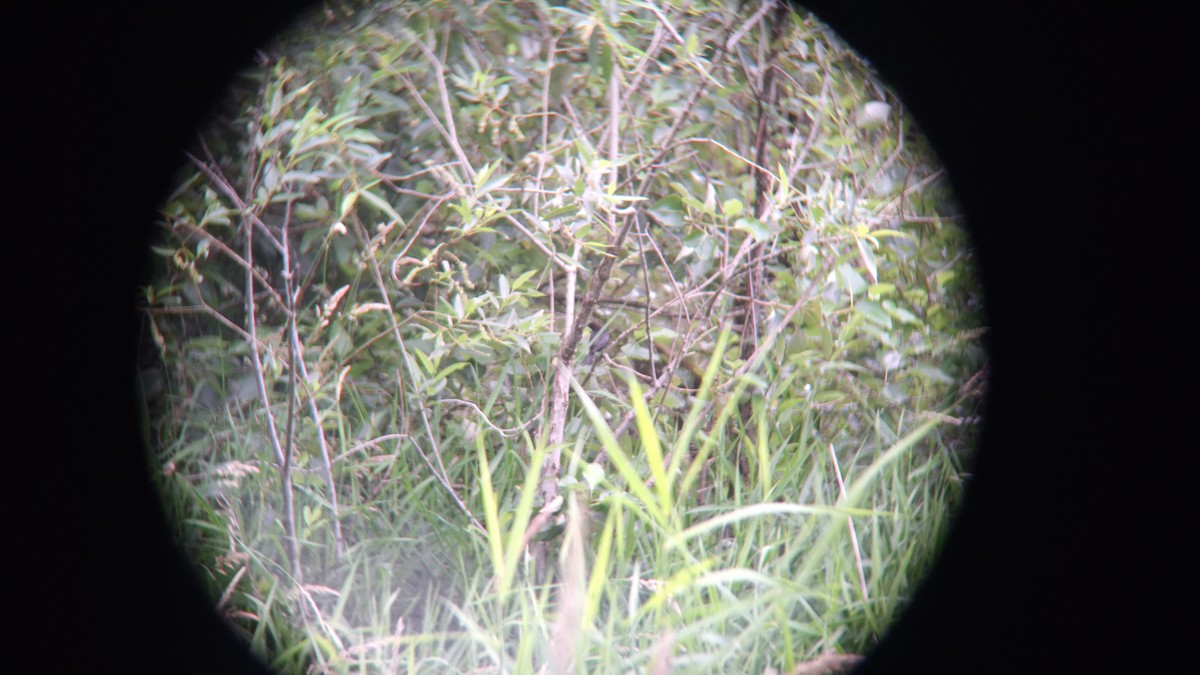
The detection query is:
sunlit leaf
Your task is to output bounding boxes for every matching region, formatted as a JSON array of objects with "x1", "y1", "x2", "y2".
[
  {"x1": 856, "y1": 300, "x2": 893, "y2": 328},
  {"x1": 855, "y1": 235, "x2": 878, "y2": 283},
  {"x1": 868, "y1": 283, "x2": 896, "y2": 300},
  {"x1": 735, "y1": 216, "x2": 771, "y2": 242},
  {"x1": 837, "y1": 263, "x2": 868, "y2": 297}
]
